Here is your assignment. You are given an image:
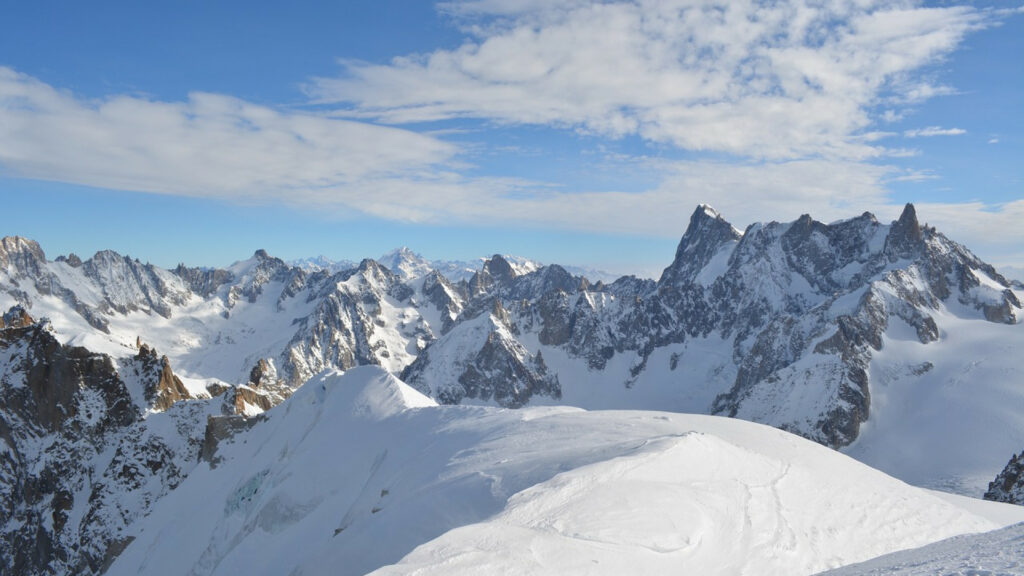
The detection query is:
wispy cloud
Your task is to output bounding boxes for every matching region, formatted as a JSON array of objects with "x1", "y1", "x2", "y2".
[
  {"x1": 1, "y1": 4, "x2": 1021, "y2": 268},
  {"x1": 0, "y1": 67, "x2": 458, "y2": 205},
  {"x1": 903, "y1": 126, "x2": 967, "y2": 138},
  {"x1": 310, "y1": 0, "x2": 991, "y2": 161}
]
